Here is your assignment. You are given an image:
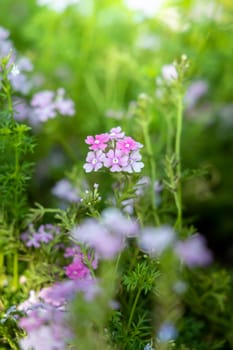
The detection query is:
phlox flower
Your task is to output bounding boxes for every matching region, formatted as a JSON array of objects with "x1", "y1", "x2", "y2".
[
  {"x1": 116, "y1": 136, "x2": 140, "y2": 153},
  {"x1": 64, "y1": 258, "x2": 91, "y2": 280},
  {"x1": 83, "y1": 126, "x2": 144, "y2": 174},
  {"x1": 123, "y1": 151, "x2": 144, "y2": 173},
  {"x1": 83, "y1": 150, "x2": 106, "y2": 172},
  {"x1": 104, "y1": 149, "x2": 128, "y2": 172},
  {"x1": 109, "y1": 126, "x2": 125, "y2": 139},
  {"x1": 85, "y1": 133, "x2": 110, "y2": 150}
]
